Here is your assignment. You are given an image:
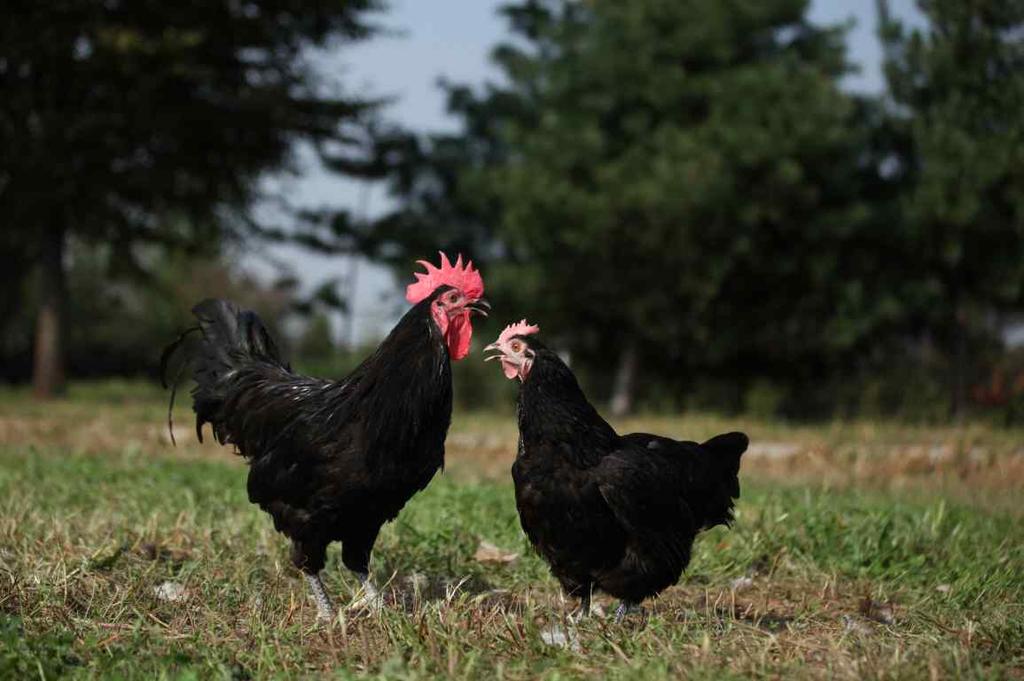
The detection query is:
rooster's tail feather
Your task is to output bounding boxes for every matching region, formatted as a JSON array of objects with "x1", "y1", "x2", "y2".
[
  {"x1": 160, "y1": 326, "x2": 200, "y2": 445},
  {"x1": 161, "y1": 299, "x2": 287, "y2": 445}
]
